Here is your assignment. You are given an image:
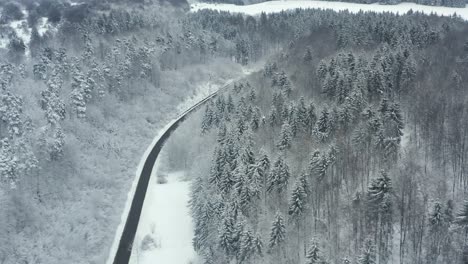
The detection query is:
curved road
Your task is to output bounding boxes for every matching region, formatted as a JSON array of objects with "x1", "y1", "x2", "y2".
[{"x1": 109, "y1": 86, "x2": 226, "y2": 264}]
